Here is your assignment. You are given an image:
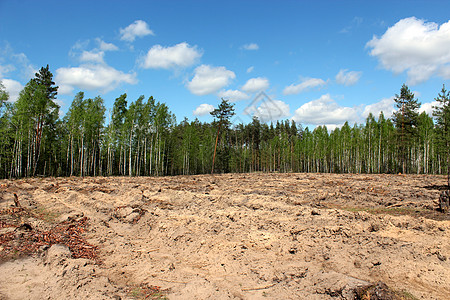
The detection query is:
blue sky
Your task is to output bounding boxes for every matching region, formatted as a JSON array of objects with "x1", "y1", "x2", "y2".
[{"x1": 1, "y1": 0, "x2": 450, "y2": 129}]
